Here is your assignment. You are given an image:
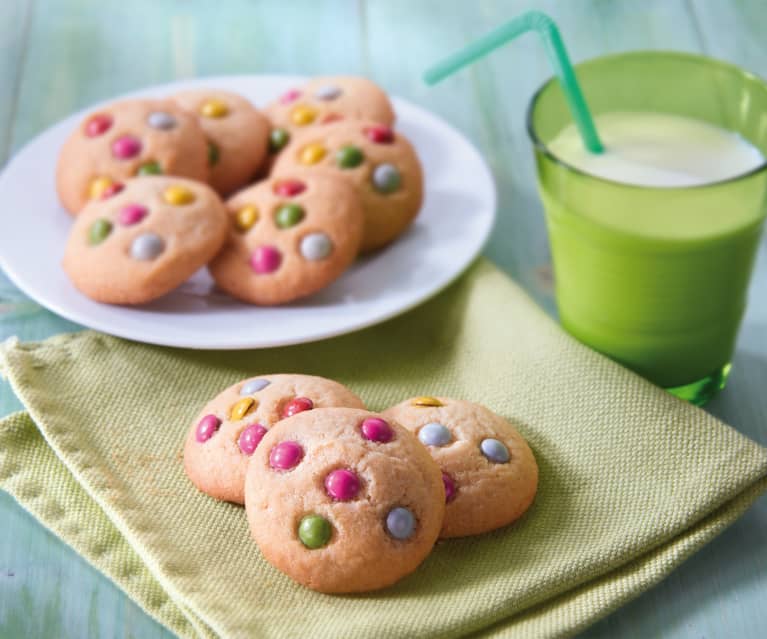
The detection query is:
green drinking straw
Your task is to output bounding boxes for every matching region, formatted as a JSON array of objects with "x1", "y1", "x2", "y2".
[{"x1": 423, "y1": 10, "x2": 604, "y2": 154}]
